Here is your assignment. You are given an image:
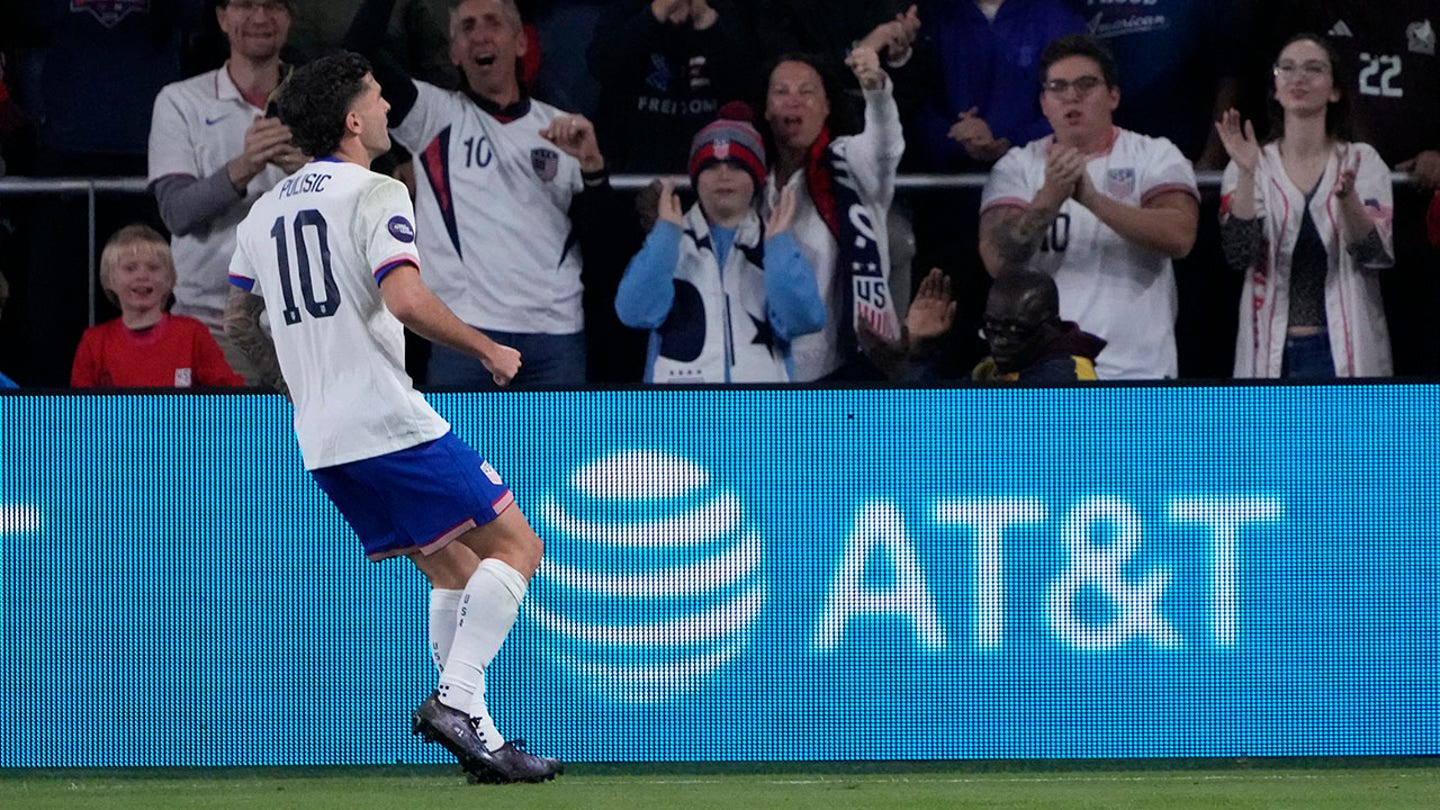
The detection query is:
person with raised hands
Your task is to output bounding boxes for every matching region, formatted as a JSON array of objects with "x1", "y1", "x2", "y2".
[
  {"x1": 978, "y1": 34, "x2": 1199, "y2": 380},
  {"x1": 616, "y1": 104, "x2": 825, "y2": 383},
  {"x1": 148, "y1": 0, "x2": 304, "y2": 387},
  {"x1": 347, "y1": 0, "x2": 621, "y2": 388},
  {"x1": 1217, "y1": 33, "x2": 1394, "y2": 378},
  {"x1": 761, "y1": 44, "x2": 906, "y2": 381}
]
